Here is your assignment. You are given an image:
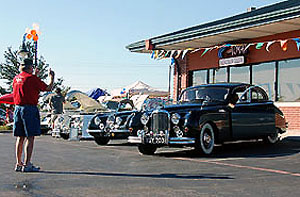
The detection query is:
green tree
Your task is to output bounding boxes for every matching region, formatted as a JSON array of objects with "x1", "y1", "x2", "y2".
[{"x1": 0, "y1": 42, "x2": 69, "y2": 93}]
